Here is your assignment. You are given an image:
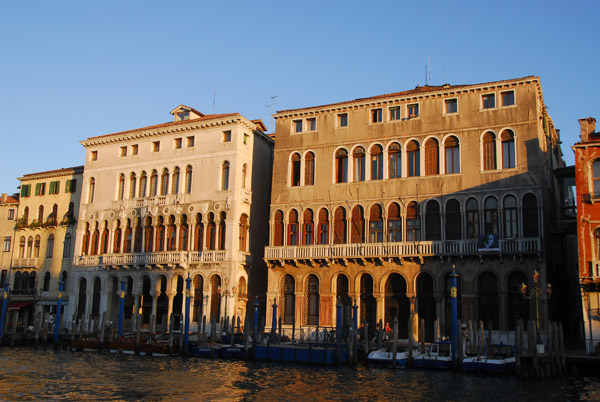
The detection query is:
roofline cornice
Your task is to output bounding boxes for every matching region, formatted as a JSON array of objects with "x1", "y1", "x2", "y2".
[
  {"x1": 274, "y1": 76, "x2": 540, "y2": 119},
  {"x1": 19, "y1": 166, "x2": 84, "y2": 182}
]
